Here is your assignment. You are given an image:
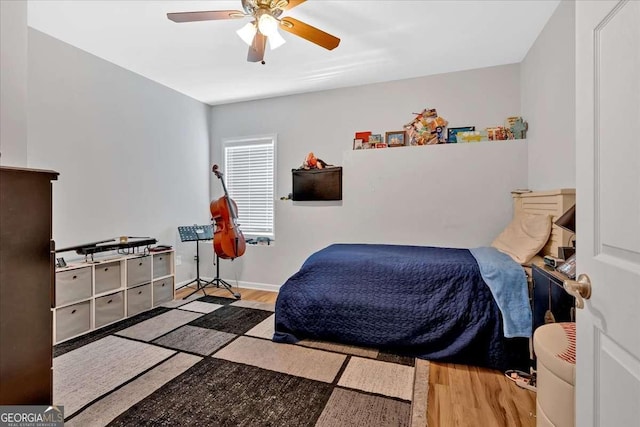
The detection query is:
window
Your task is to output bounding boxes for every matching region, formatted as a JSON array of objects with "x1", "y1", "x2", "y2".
[{"x1": 222, "y1": 135, "x2": 275, "y2": 239}]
